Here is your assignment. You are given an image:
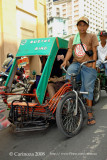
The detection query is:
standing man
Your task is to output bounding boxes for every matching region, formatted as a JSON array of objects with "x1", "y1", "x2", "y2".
[
  {"x1": 96, "y1": 30, "x2": 107, "y2": 75},
  {"x1": 61, "y1": 16, "x2": 99, "y2": 125}
]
